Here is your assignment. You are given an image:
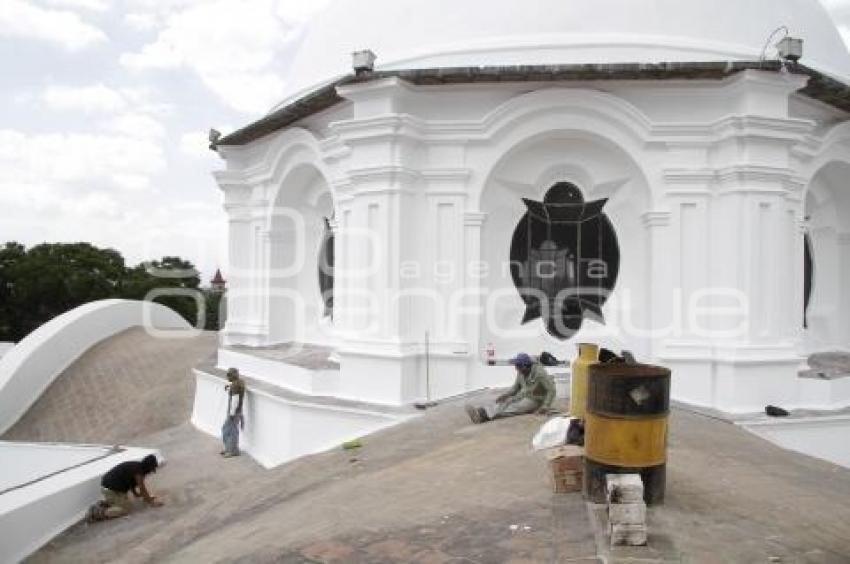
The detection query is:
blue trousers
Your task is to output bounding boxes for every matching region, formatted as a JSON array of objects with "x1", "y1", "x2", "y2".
[{"x1": 222, "y1": 415, "x2": 240, "y2": 455}]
